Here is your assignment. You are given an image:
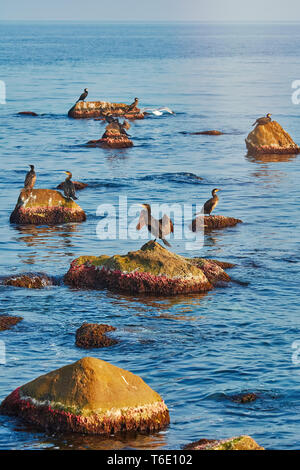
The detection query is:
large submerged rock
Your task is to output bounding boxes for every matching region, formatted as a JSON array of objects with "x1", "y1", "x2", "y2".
[
  {"x1": 0, "y1": 357, "x2": 169, "y2": 435},
  {"x1": 184, "y1": 435, "x2": 264, "y2": 450},
  {"x1": 10, "y1": 189, "x2": 86, "y2": 225},
  {"x1": 246, "y1": 121, "x2": 300, "y2": 155},
  {"x1": 68, "y1": 101, "x2": 144, "y2": 120},
  {"x1": 190, "y1": 215, "x2": 243, "y2": 232},
  {"x1": 64, "y1": 240, "x2": 231, "y2": 295}
]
